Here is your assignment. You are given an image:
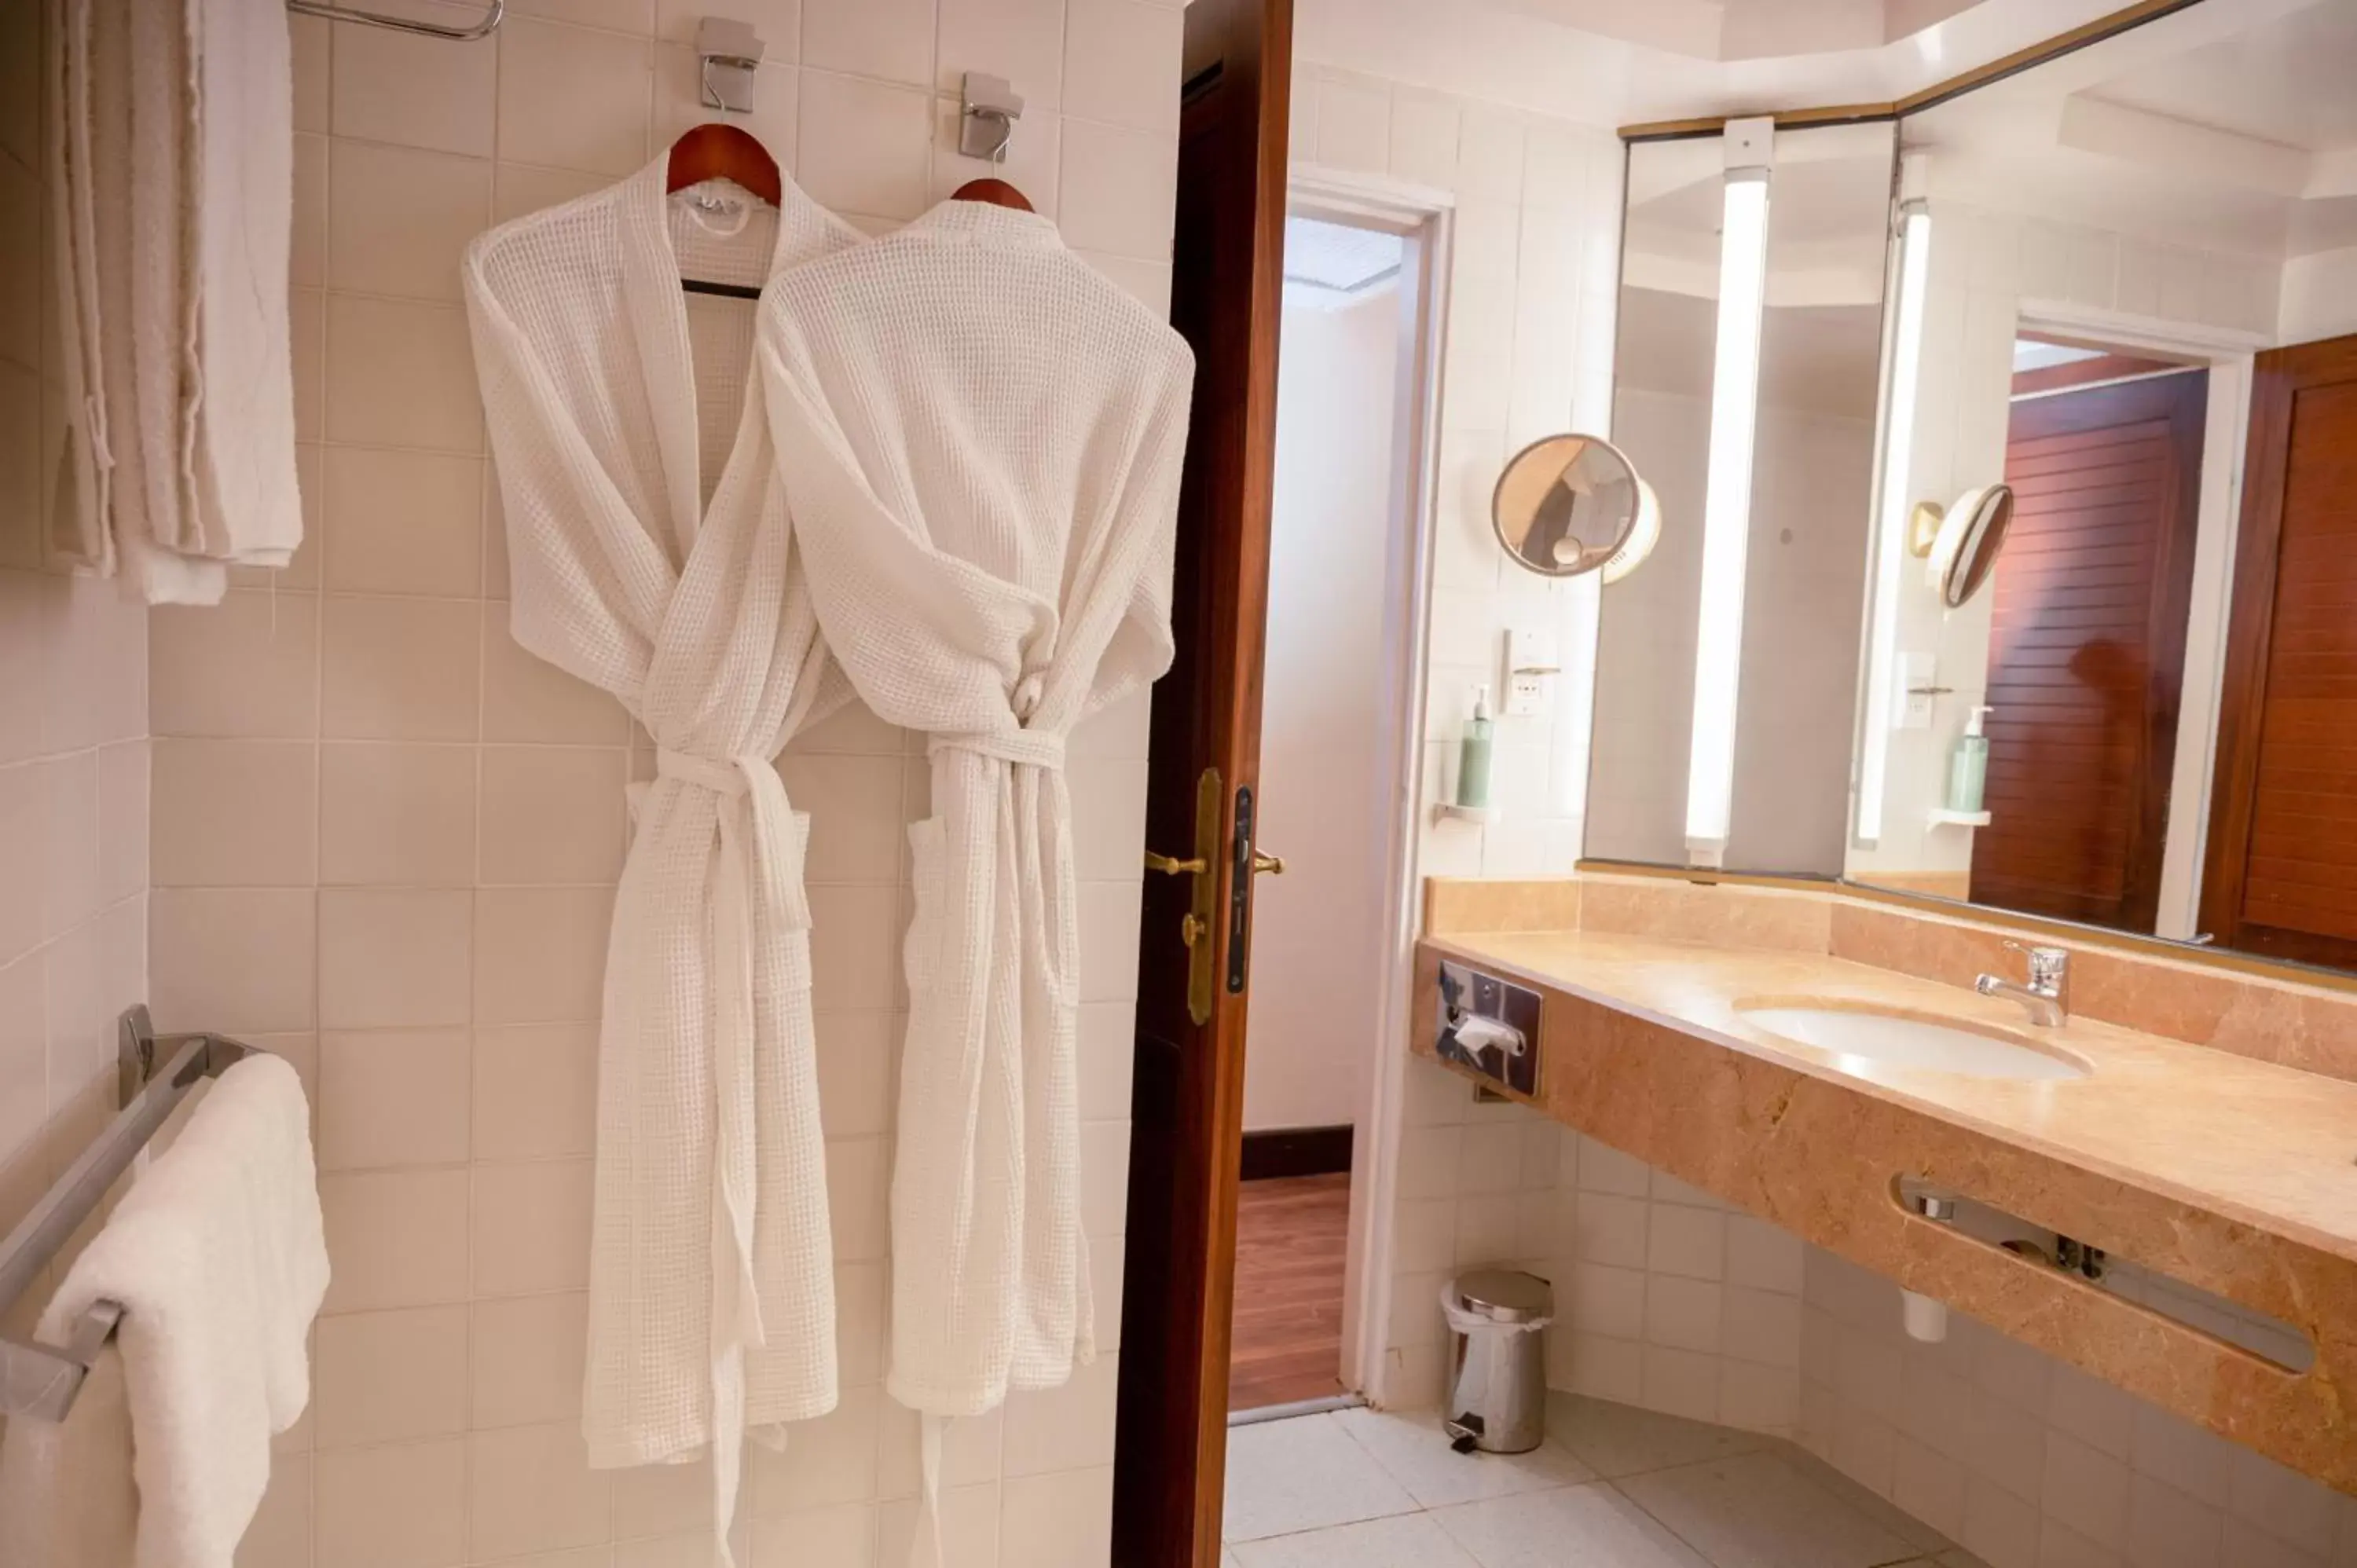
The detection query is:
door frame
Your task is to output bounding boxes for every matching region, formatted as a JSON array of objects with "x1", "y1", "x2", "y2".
[
  {"x1": 2012, "y1": 301, "x2": 2262, "y2": 940},
  {"x1": 1277, "y1": 167, "x2": 1457, "y2": 1407}
]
